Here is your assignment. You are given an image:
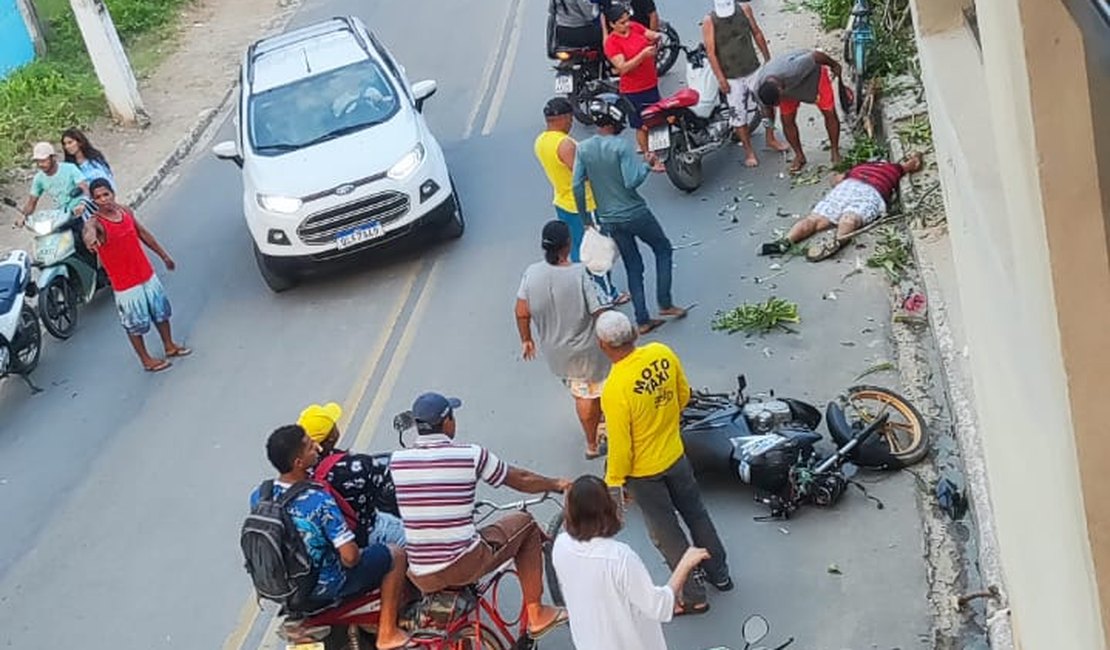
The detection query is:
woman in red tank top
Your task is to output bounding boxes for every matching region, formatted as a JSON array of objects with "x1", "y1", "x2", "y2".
[{"x1": 84, "y1": 179, "x2": 191, "y2": 372}]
